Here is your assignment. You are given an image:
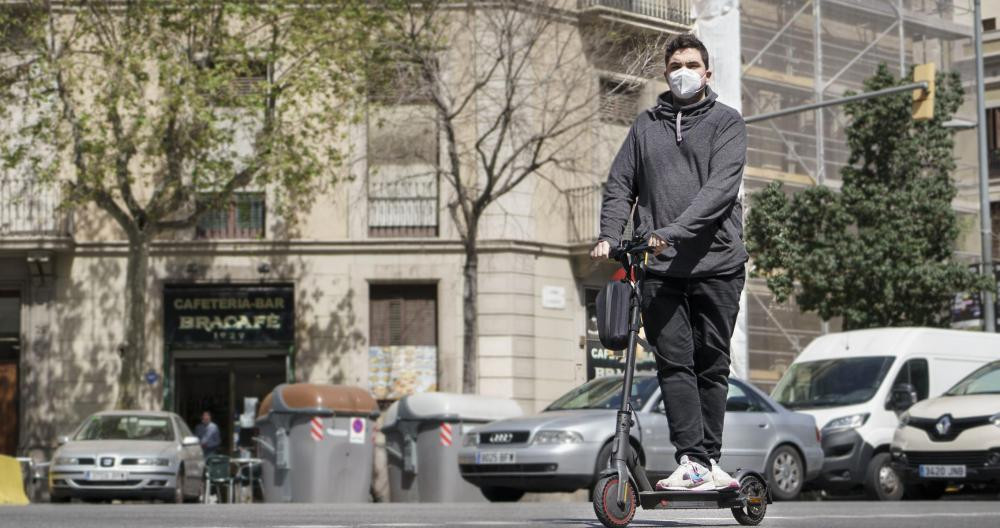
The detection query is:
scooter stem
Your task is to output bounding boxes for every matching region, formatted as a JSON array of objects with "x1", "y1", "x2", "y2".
[{"x1": 614, "y1": 254, "x2": 645, "y2": 508}]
